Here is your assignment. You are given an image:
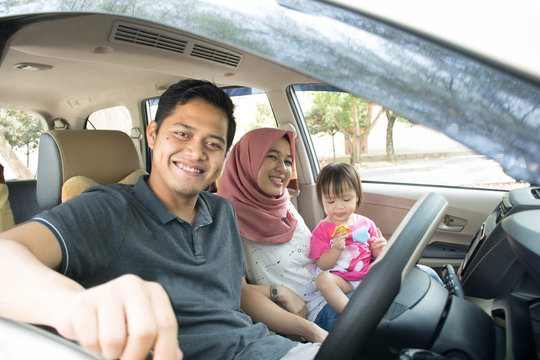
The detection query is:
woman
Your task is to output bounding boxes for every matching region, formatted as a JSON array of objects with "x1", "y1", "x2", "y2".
[{"x1": 218, "y1": 128, "x2": 386, "y2": 330}]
